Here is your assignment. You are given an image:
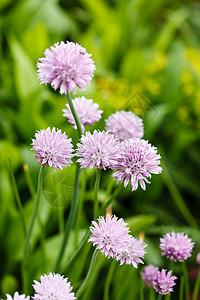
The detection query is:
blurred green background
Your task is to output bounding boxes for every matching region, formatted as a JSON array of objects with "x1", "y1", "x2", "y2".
[{"x1": 1, "y1": 0, "x2": 200, "y2": 299}]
